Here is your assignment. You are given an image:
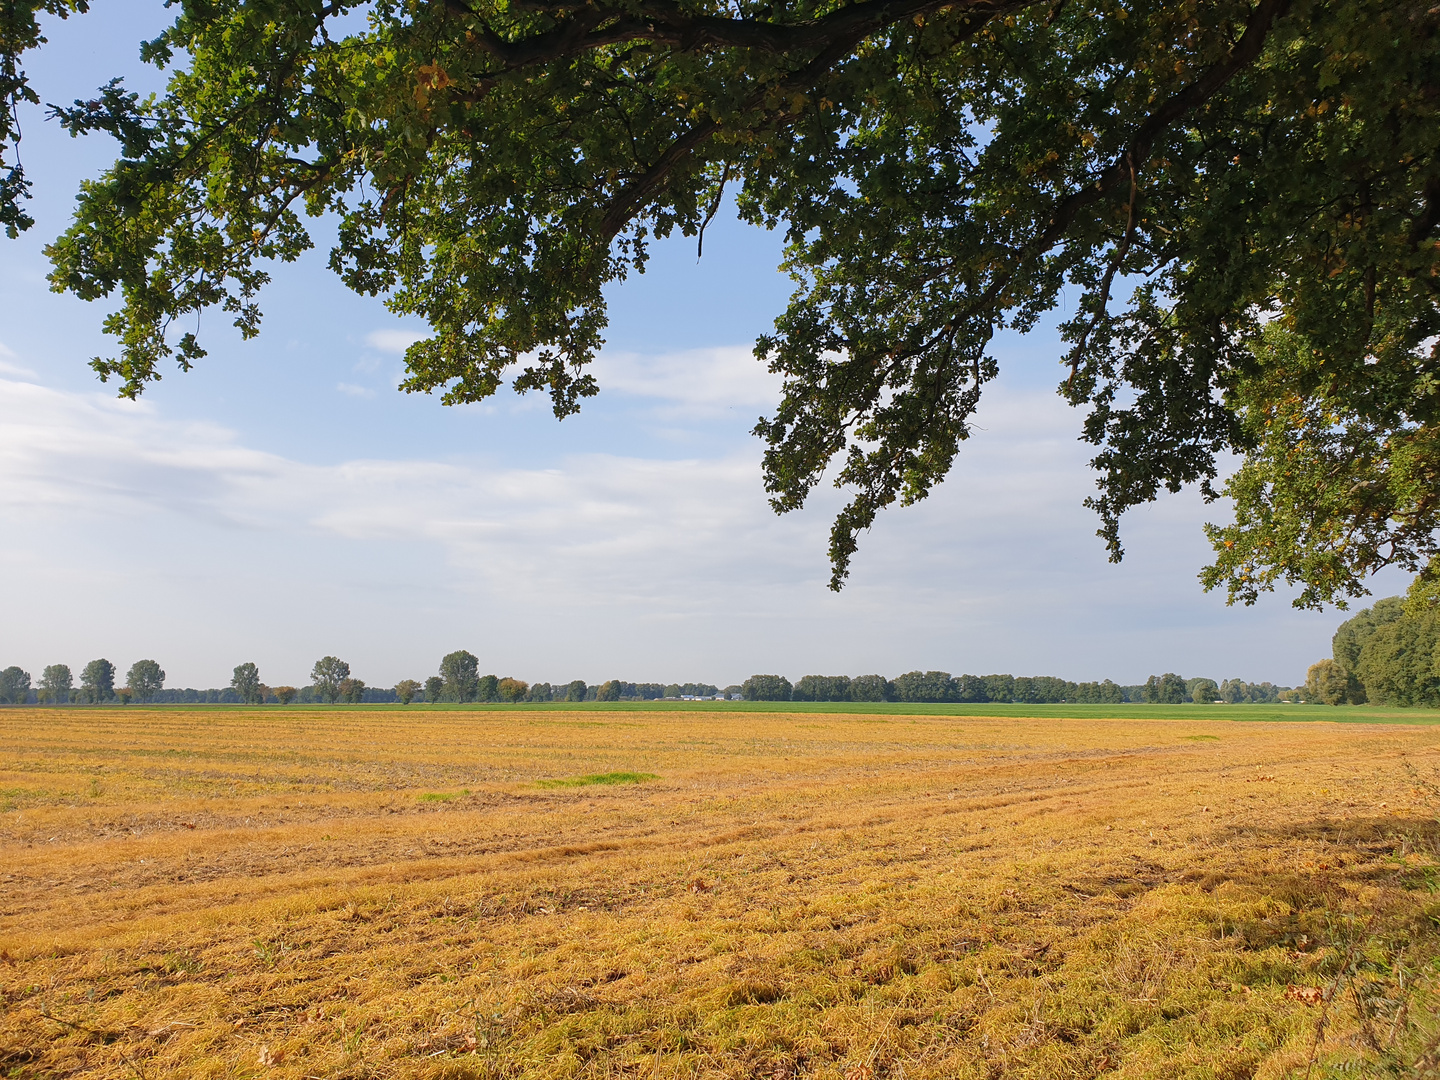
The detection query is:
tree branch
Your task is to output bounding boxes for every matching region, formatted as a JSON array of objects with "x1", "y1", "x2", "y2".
[{"x1": 597, "y1": 0, "x2": 1025, "y2": 240}]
